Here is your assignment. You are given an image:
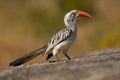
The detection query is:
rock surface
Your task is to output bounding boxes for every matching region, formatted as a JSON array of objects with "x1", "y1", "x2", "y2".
[{"x1": 0, "y1": 47, "x2": 120, "y2": 80}]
